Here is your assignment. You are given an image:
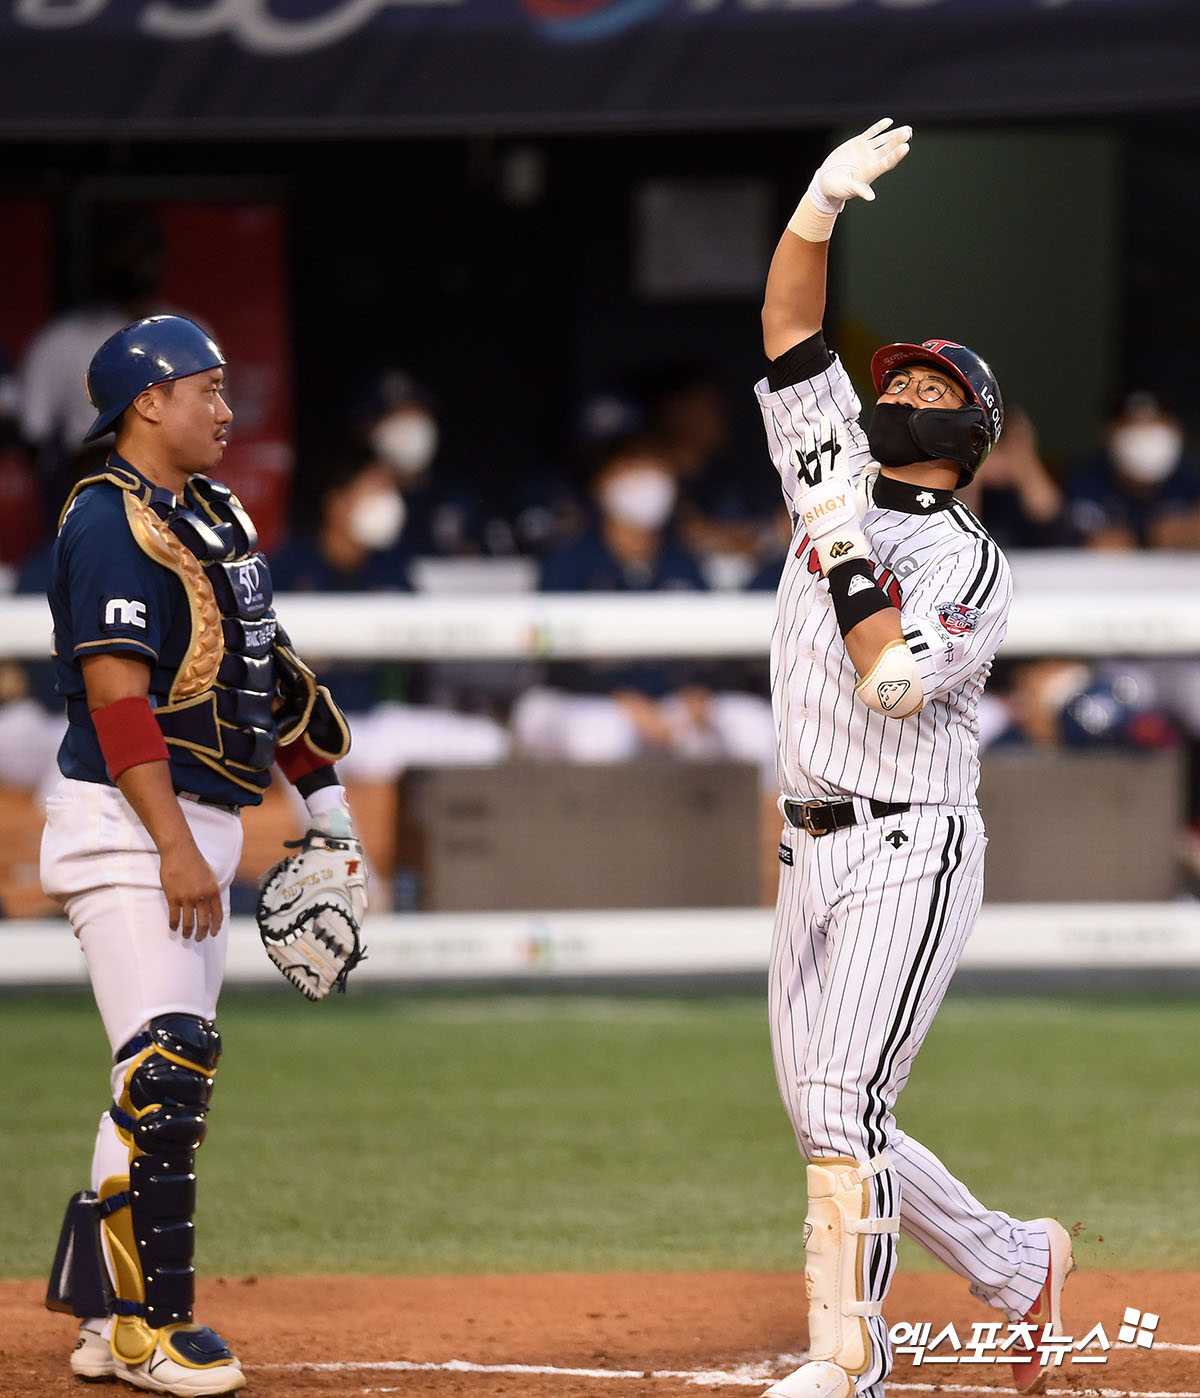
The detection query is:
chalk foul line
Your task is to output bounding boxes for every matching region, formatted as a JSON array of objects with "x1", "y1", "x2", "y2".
[{"x1": 258, "y1": 1348, "x2": 1200, "y2": 1394}]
